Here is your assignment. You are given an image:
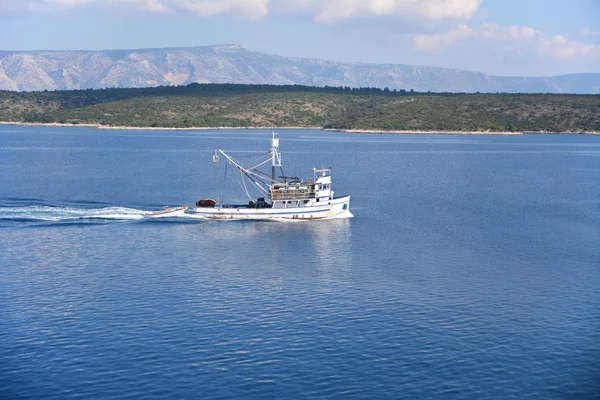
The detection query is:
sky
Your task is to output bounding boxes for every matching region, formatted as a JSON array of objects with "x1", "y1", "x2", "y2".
[{"x1": 0, "y1": 0, "x2": 599, "y2": 77}]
